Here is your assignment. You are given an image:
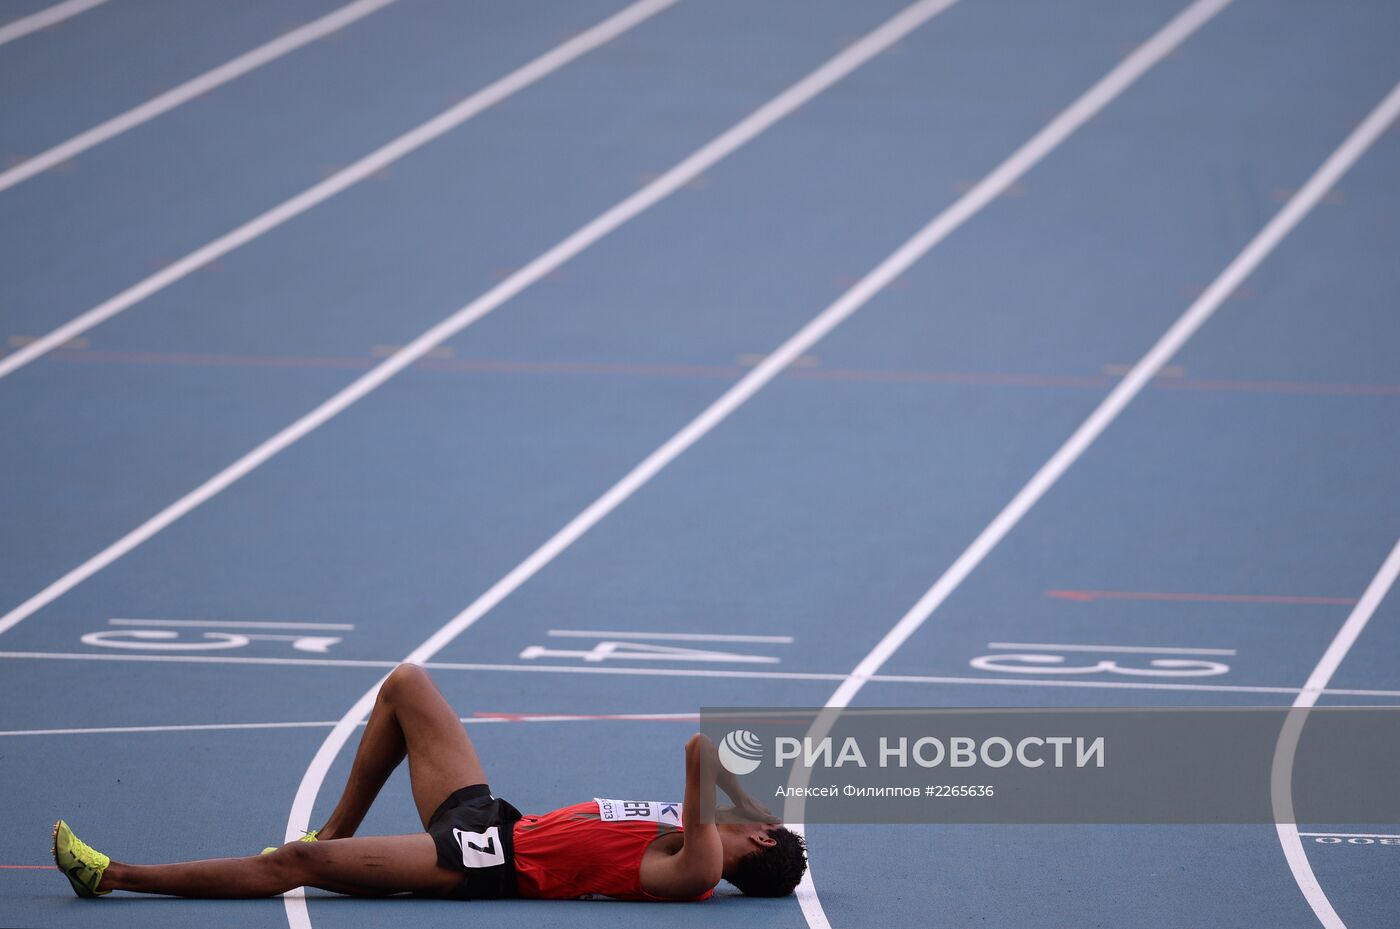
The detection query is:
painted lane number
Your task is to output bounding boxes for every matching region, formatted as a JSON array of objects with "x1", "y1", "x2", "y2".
[
  {"x1": 520, "y1": 629, "x2": 792, "y2": 664},
  {"x1": 970, "y1": 642, "x2": 1233, "y2": 678},
  {"x1": 82, "y1": 618, "x2": 349, "y2": 653}
]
